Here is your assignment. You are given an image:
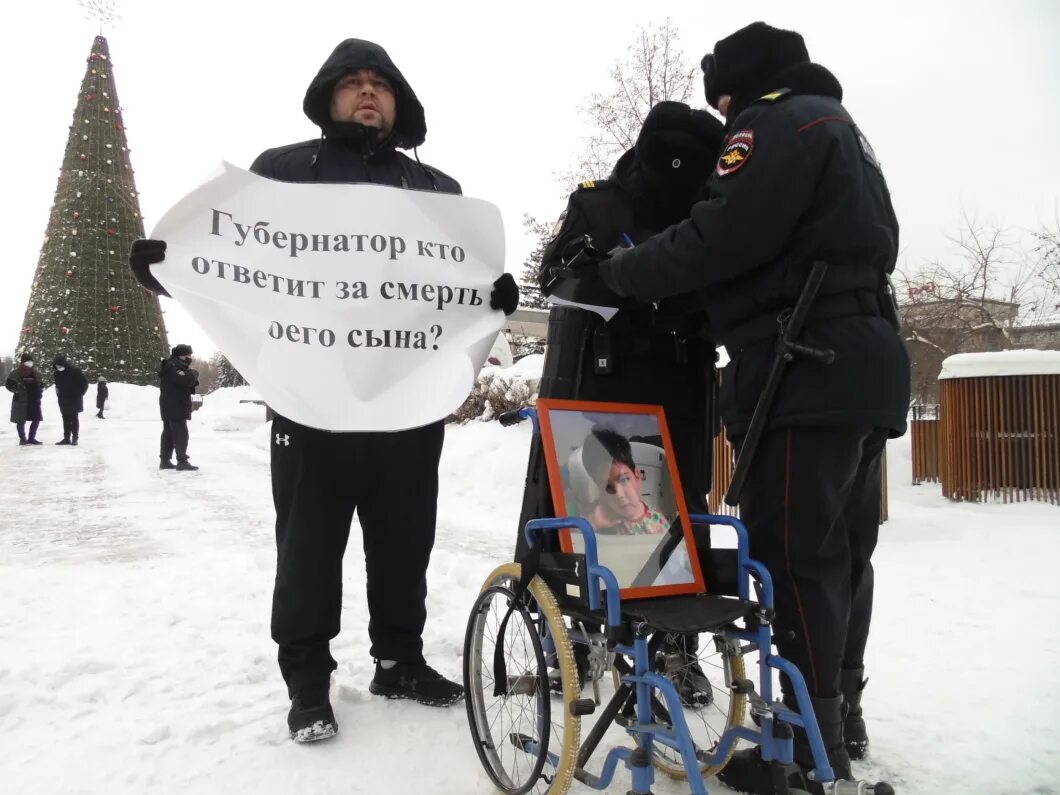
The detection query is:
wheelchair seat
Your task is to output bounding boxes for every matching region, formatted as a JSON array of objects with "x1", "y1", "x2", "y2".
[{"x1": 620, "y1": 593, "x2": 756, "y2": 636}]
